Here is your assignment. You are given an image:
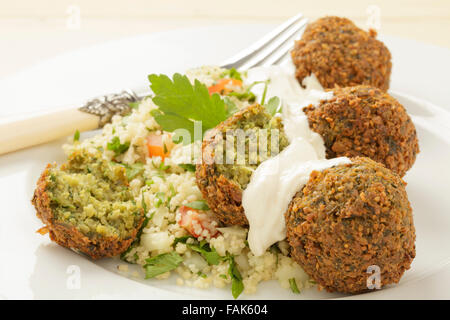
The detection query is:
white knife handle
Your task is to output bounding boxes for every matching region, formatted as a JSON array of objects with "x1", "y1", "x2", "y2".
[{"x1": 0, "y1": 108, "x2": 99, "y2": 155}]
